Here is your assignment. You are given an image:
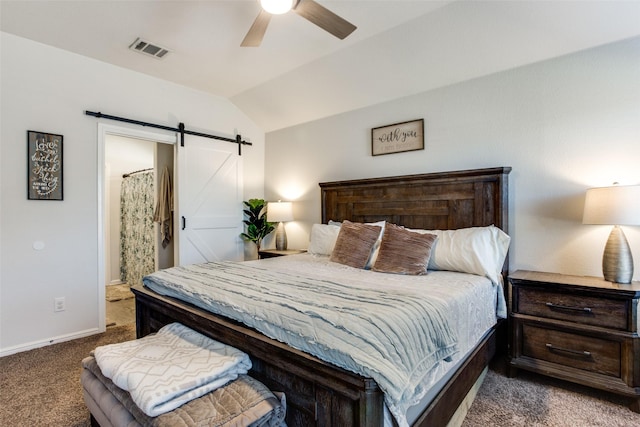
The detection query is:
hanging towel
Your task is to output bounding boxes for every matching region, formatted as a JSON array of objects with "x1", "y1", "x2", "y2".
[{"x1": 154, "y1": 166, "x2": 173, "y2": 248}]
